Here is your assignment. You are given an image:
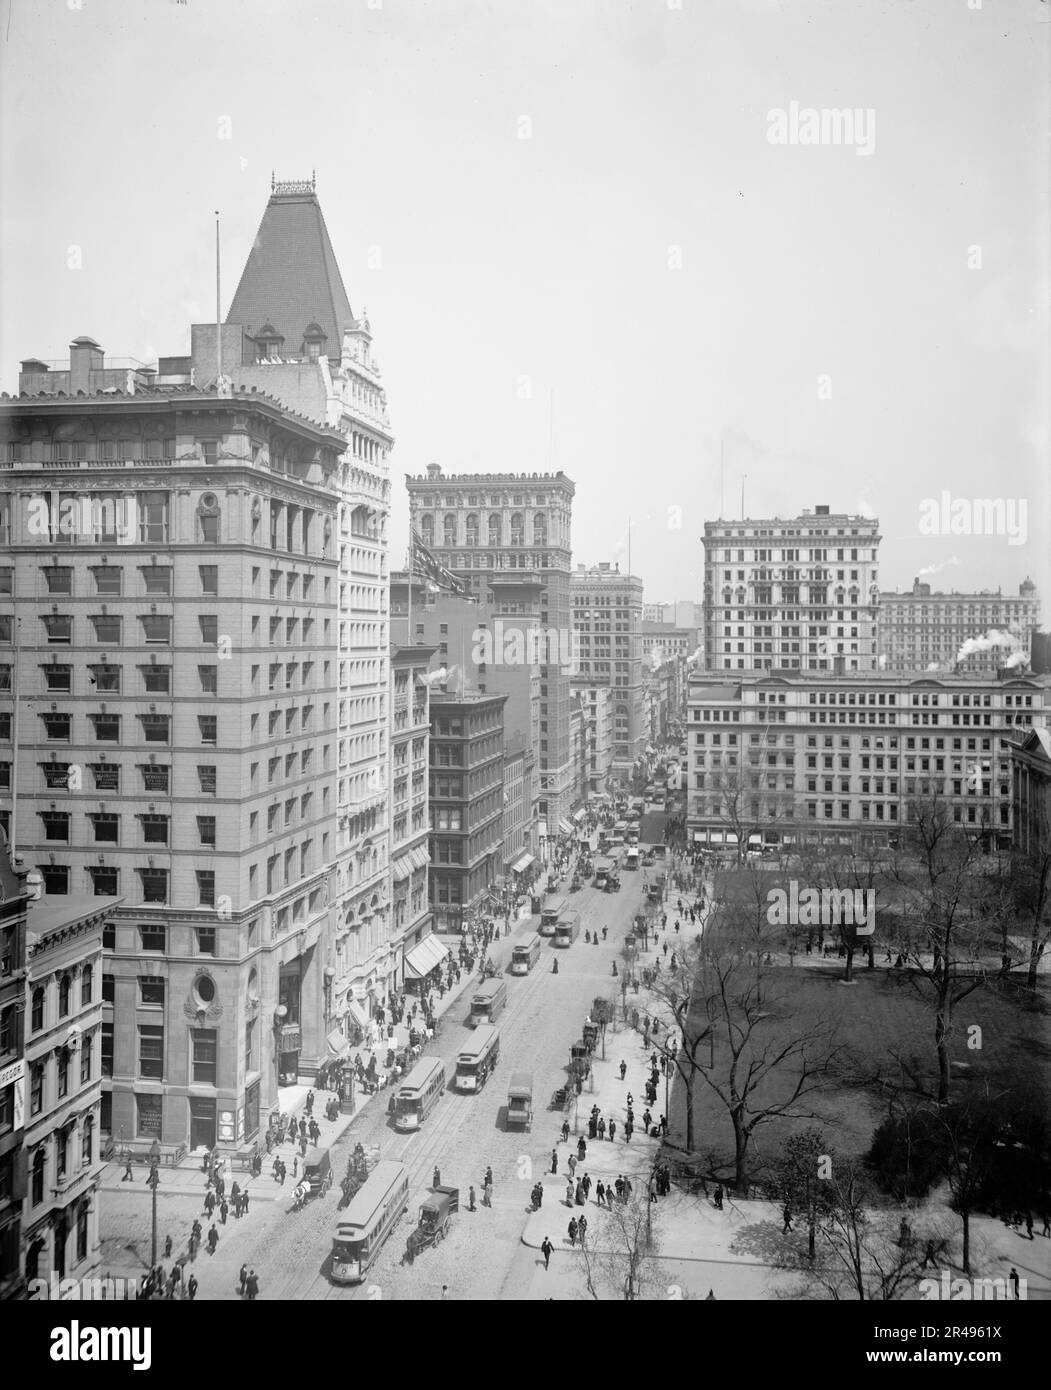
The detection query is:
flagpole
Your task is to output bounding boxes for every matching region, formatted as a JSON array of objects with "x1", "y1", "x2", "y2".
[{"x1": 215, "y1": 210, "x2": 222, "y2": 384}]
